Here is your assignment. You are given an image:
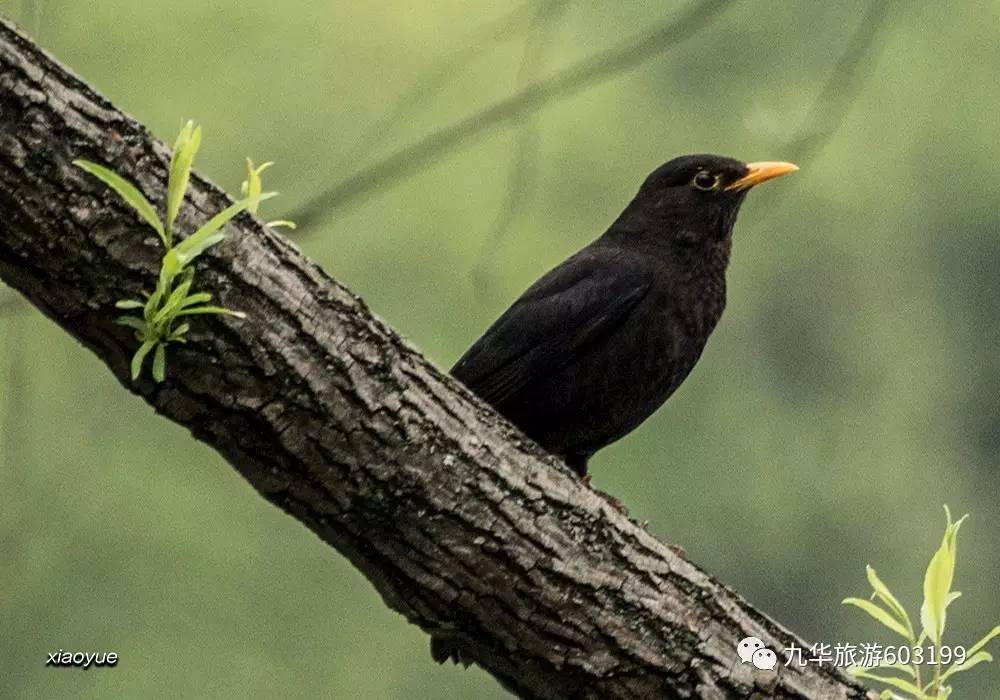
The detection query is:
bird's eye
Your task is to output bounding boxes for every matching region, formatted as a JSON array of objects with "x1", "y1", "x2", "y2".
[{"x1": 691, "y1": 170, "x2": 720, "y2": 191}]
